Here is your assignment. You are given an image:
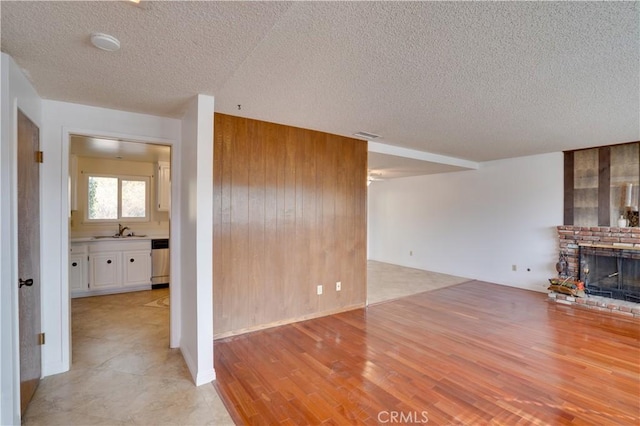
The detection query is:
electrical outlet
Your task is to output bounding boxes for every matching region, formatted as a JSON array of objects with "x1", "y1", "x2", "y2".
[
  {"x1": 512, "y1": 264, "x2": 517, "y2": 271},
  {"x1": 336, "y1": 281, "x2": 341, "y2": 291},
  {"x1": 317, "y1": 285, "x2": 323, "y2": 295}
]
